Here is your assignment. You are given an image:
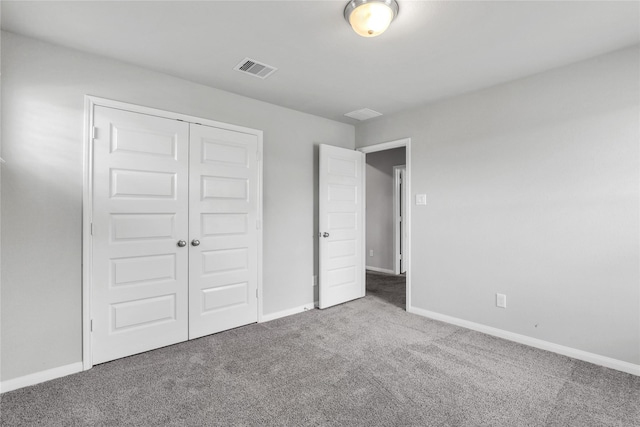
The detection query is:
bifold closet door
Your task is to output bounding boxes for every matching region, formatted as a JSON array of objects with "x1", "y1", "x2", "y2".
[
  {"x1": 92, "y1": 106, "x2": 190, "y2": 364},
  {"x1": 188, "y1": 124, "x2": 259, "y2": 339}
]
